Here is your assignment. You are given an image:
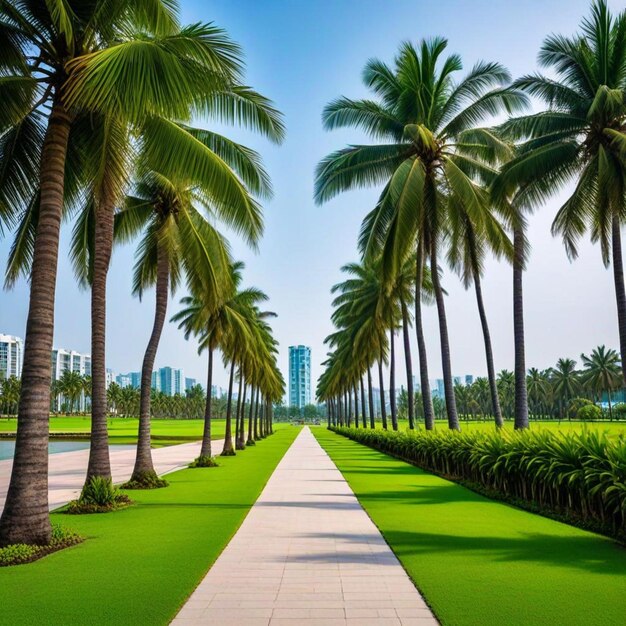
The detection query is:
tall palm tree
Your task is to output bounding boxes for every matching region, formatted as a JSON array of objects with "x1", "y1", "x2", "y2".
[
  {"x1": 581, "y1": 345, "x2": 621, "y2": 419},
  {"x1": 0, "y1": 0, "x2": 184, "y2": 548},
  {"x1": 315, "y1": 38, "x2": 526, "y2": 430},
  {"x1": 448, "y1": 187, "x2": 512, "y2": 426},
  {"x1": 495, "y1": 1, "x2": 626, "y2": 383},
  {"x1": 0, "y1": 0, "x2": 280, "y2": 545}
]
